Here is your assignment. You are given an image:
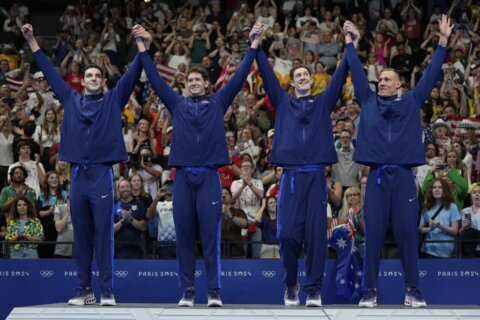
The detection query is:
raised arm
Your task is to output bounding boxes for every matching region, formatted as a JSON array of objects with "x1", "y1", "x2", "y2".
[
  {"x1": 215, "y1": 23, "x2": 262, "y2": 113},
  {"x1": 317, "y1": 54, "x2": 348, "y2": 113},
  {"x1": 21, "y1": 24, "x2": 73, "y2": 103},
  {"x1": 343, "y1": 21, "x2": 373, "y2": 104},
  {"x1": 413, "y1": 15, "x2": 453, "y2": 104},
  {"x1": 133, "y1": 24, "x2": 180, "y2": 114}
]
